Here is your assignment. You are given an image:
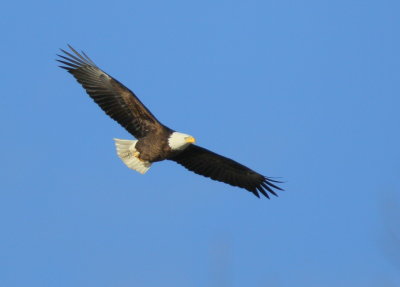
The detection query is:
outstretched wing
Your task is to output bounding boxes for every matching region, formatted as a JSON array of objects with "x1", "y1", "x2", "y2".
[
  {"x1": 57, "y1": 45, "x2": 163, "y2": 139},
  {"x1": 169, "y1": 145, "x2": 283, "y2": 198}
]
